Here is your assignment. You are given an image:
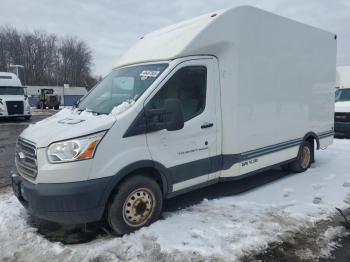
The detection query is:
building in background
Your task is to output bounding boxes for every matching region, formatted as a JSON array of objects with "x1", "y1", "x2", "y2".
[{"x1": 26, "y1": 86, "x2": 87, "y2": 107}]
